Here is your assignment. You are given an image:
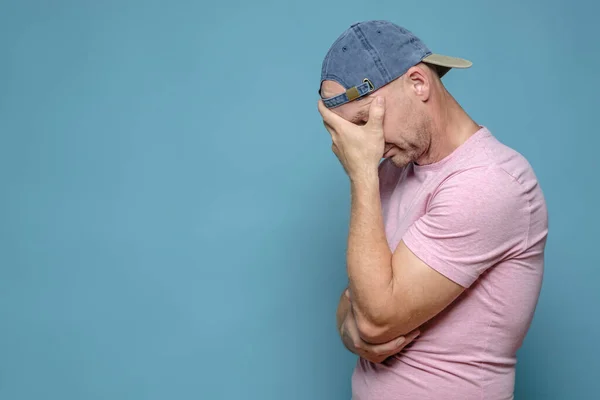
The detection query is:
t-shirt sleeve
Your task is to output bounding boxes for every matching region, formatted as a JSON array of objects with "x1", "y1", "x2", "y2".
[{"x1": 401, "y1": 166, "x2": 530, "y2": 288}]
